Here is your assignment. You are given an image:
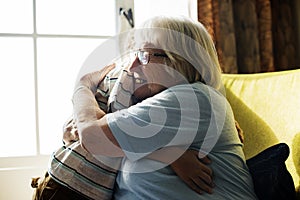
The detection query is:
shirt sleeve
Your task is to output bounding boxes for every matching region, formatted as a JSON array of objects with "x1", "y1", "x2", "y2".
[{"x1": 106, "y1": 83, "x2": 217, "y2": 161}]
